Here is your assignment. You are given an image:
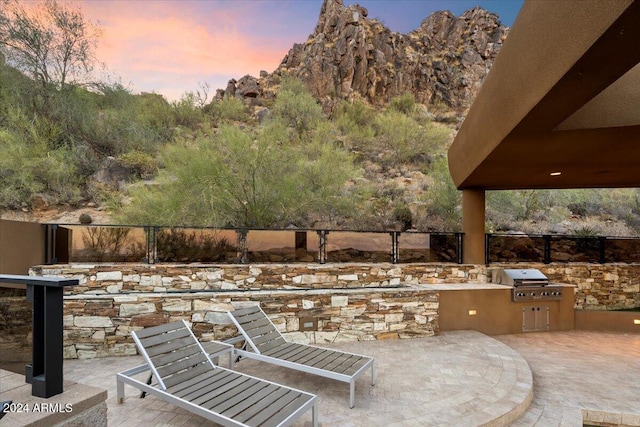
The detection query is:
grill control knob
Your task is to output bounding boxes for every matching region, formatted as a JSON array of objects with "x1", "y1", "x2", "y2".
[{"x1": 542, "y1": 291, "x2": 549, "y2": 296}]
